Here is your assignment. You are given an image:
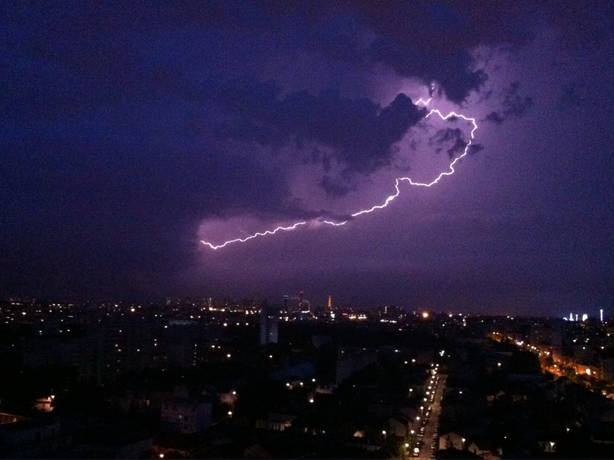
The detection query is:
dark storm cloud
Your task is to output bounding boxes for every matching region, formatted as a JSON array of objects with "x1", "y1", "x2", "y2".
[
  {"x1": 468, "y1": 143, "x2": 484, "y2": 156},
  {"x1": 485, "y1": 82, "x2": 533, "y2": 125},
  {"x1": 157, "y1": 1, "x2": 527, "y2": 102},
  {"x1": 430, "y1": 128, "x2": 469, "y2": 159},
  {"x1": 485, "y1": 112, "x2": 505, "y2": 125},
  {"x1": 306, "y1": 148, "x2": 333, "y2": 172},
  {"x1": 320, "y1": 175, "x2": 351, "y2": 198},
  {"x1": 214, "y1": 79, "x2": 424, "y2": 174},
  {"x1": 349, "y1": 1, "x2": 537, "y2": 102},
  {"x1": 558, "y1": 82, "x2": 587, "y2": 109}
]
